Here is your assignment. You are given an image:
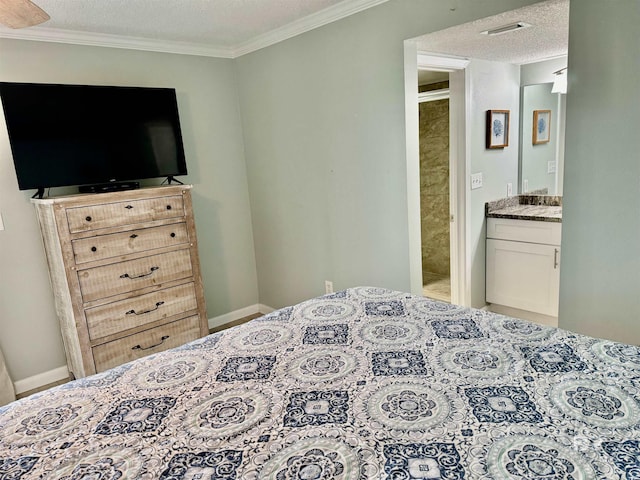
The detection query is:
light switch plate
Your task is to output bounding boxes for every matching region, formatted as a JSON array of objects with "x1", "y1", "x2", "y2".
[
  {"x1": 507, "y1": 183, "x2": 513, "y2": 196},
  {"x1": 547, "y1": 161, "x2": 557, "y2": 173},
  {"x1": 0, "y1": 213, "x2": 4, "y2": 231},
  {"x1": 471, "y1": 172, "x2": 483, "y2": 190}
]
